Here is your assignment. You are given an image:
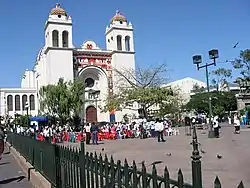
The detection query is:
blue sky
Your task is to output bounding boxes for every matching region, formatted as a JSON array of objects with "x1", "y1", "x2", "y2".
[{"x1": 0, "y1": 0, "x2": 249, "y2": 87}]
